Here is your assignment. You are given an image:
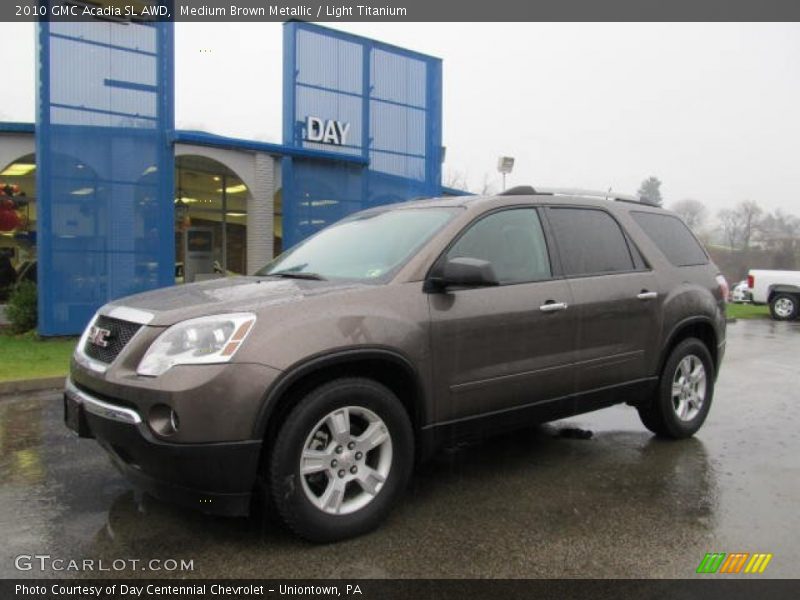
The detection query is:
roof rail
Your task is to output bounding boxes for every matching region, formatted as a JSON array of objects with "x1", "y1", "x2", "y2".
[
  {"x1": 535, "y1": 187, "x2": 645, "y2": 203},
  {"x1": 499, "y1": 185, "x2": 537, "y2": 196},
  {"x1": 497, "y1": 185, "x2": 658, "y2": 206}
]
